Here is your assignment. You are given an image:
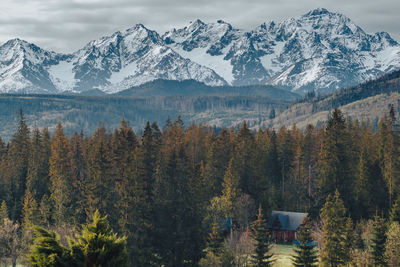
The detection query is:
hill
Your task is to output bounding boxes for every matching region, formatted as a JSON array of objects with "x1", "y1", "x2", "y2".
[
  {"x1": 113, "y1": 79, "x2": 300, "y2": 101},
  {"x1": 0, "y1": 94, "x2": 288, "y2": 140},
  {"x1": 266, "y1": 70, "x2": 400, "y2": 129}
]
